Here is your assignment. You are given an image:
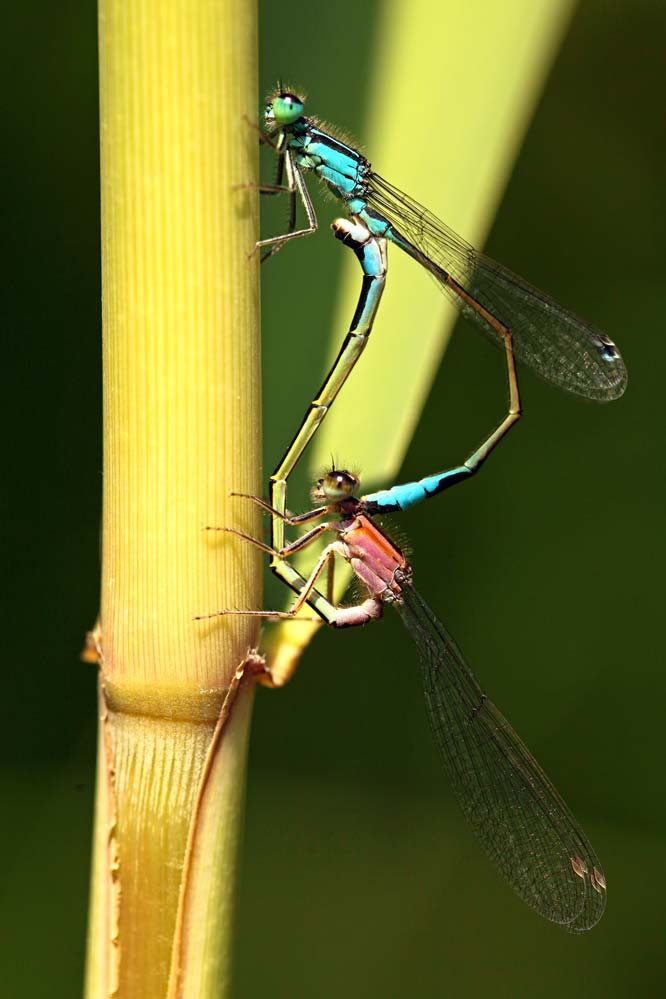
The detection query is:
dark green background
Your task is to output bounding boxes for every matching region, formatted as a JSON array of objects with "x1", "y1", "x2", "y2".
[{"x1": 2, "y1": 2, "x2": 664, "y2": 996}]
